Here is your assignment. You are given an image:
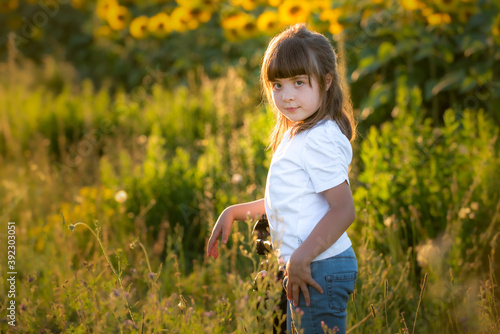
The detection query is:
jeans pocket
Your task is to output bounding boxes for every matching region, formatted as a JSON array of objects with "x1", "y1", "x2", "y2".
[{"x1": 325, "y1": 272, "x2": 357, "y2": 312}]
